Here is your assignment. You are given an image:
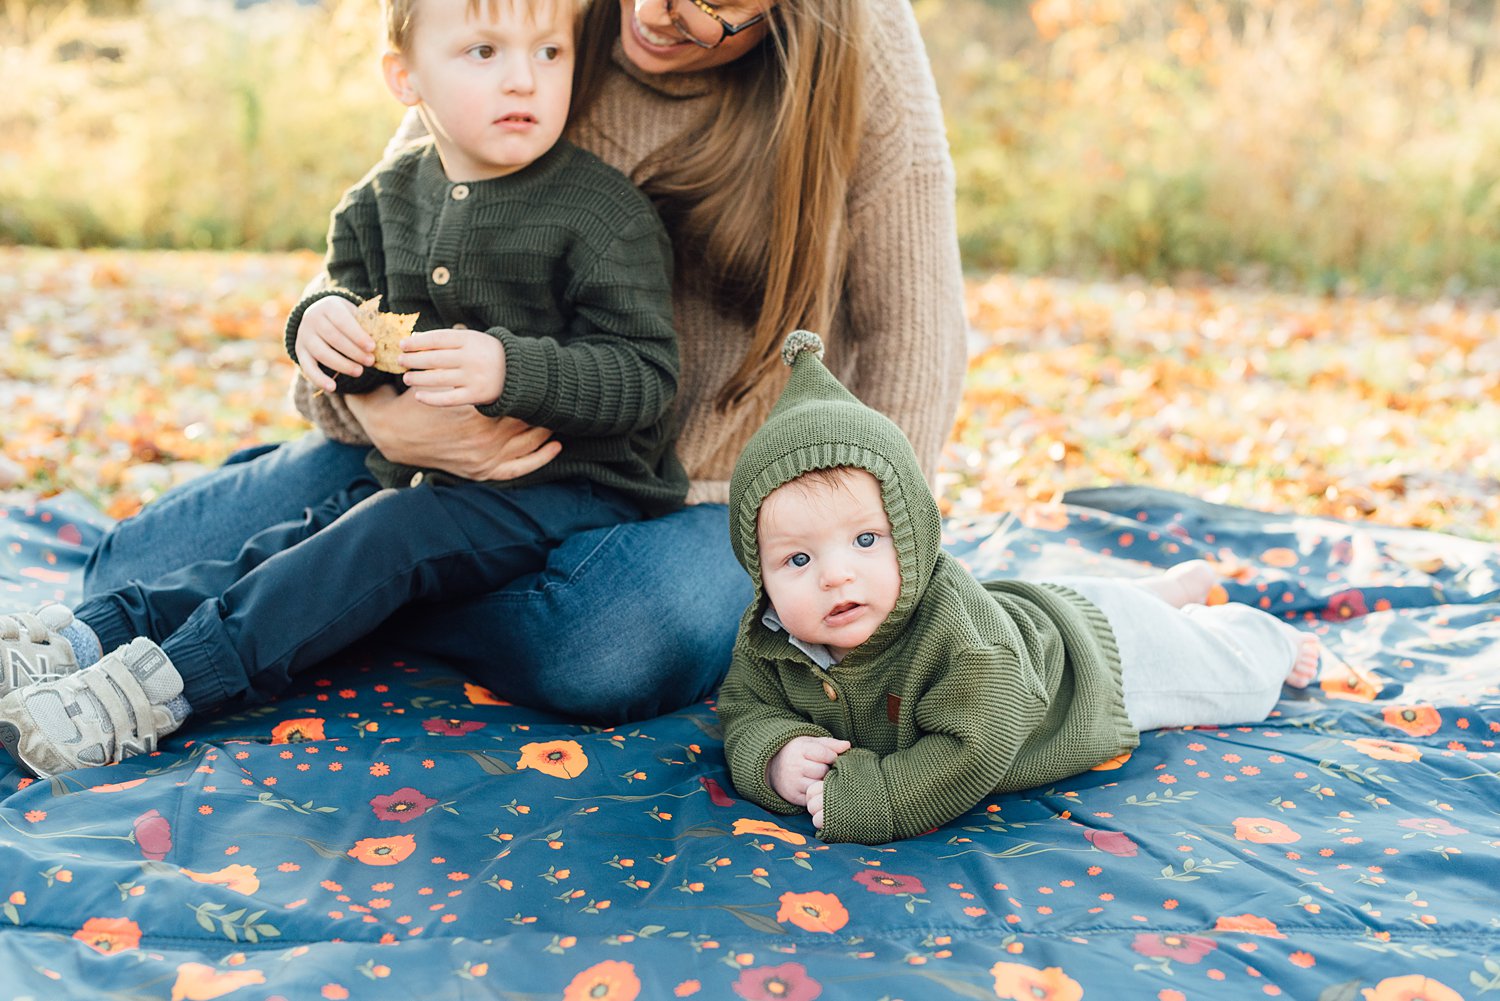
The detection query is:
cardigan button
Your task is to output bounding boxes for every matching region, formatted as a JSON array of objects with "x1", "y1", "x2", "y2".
[
  {"x1": 432, "y1": 266, "x2": 451, "y2": 285},
  {"x1": 409, "y1": 472, "x2": 425, "y2": 487},
  {"x1": 451, "y1": 184, "x2": 470, "y2": 200},
  {"x1": 452, "y1": 323, "x2": 467, "y2": 330},
  {"x1": 821, "y1": 681, "x2": 837, "y2": 701}
]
